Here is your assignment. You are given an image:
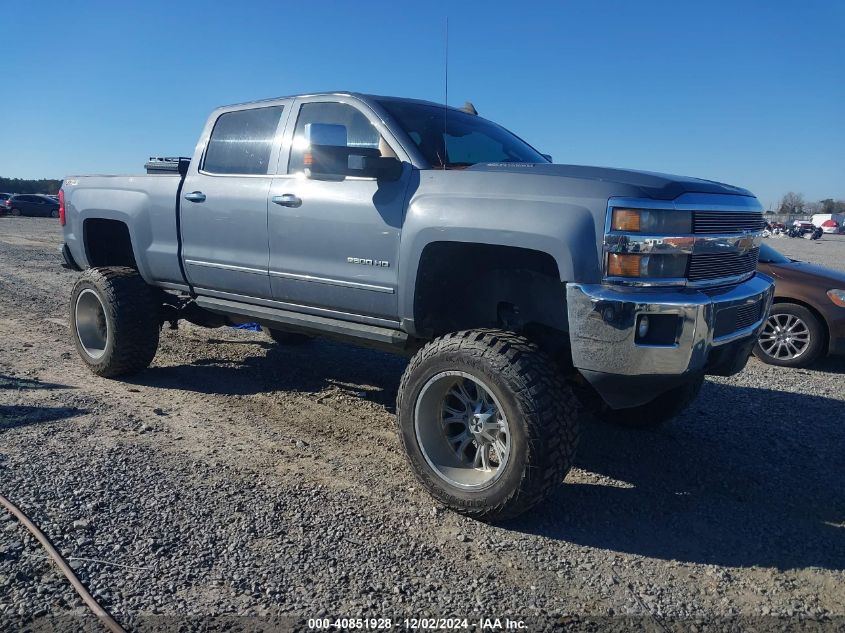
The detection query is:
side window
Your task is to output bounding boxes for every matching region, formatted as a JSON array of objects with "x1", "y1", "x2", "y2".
[
  {"x1": 203, "y1": 105, "x2": 284, "y2": 175},
  {"x1": 287, "y1": 102, "x2": 390, "y2": 175}
]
